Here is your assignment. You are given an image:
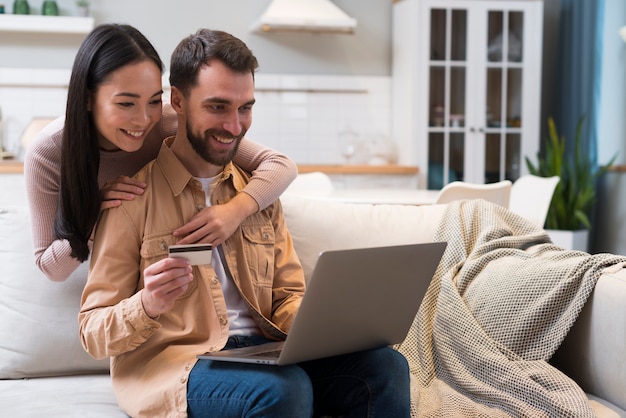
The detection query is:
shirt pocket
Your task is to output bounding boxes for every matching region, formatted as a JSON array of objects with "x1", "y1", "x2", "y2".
[
  {"x1": 139, "y1": 233, "x2": 198, "y2": 299},
  {"x1": 241, "y1": 224, "x2": 275, "y2": 288}
]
